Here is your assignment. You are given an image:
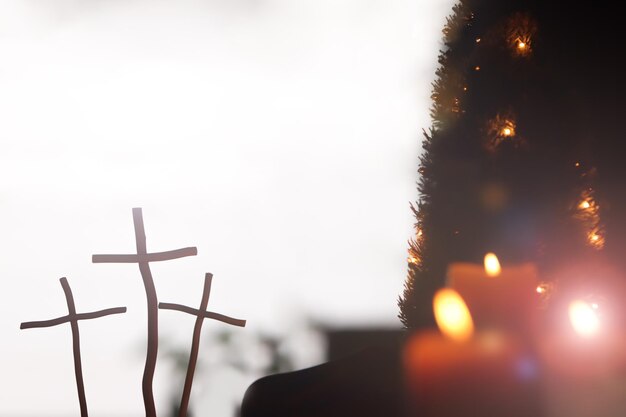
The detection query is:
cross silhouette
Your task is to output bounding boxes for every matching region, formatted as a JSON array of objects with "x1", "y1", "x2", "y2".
[
  {"x1": 92, "y1": 207, "x2": 197, "y2": 417},
  {"x1": 159, "y1": 273, "x2": 246, "y2": 417},
  {"x1": 20, "y1": 277, "x2": 126, "y2": 417}
]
